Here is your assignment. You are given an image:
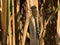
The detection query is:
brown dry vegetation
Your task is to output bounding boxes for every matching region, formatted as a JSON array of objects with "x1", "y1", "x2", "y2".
[{"x1": 0, "y1": 0, "x2": 60, "y2": 45}]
